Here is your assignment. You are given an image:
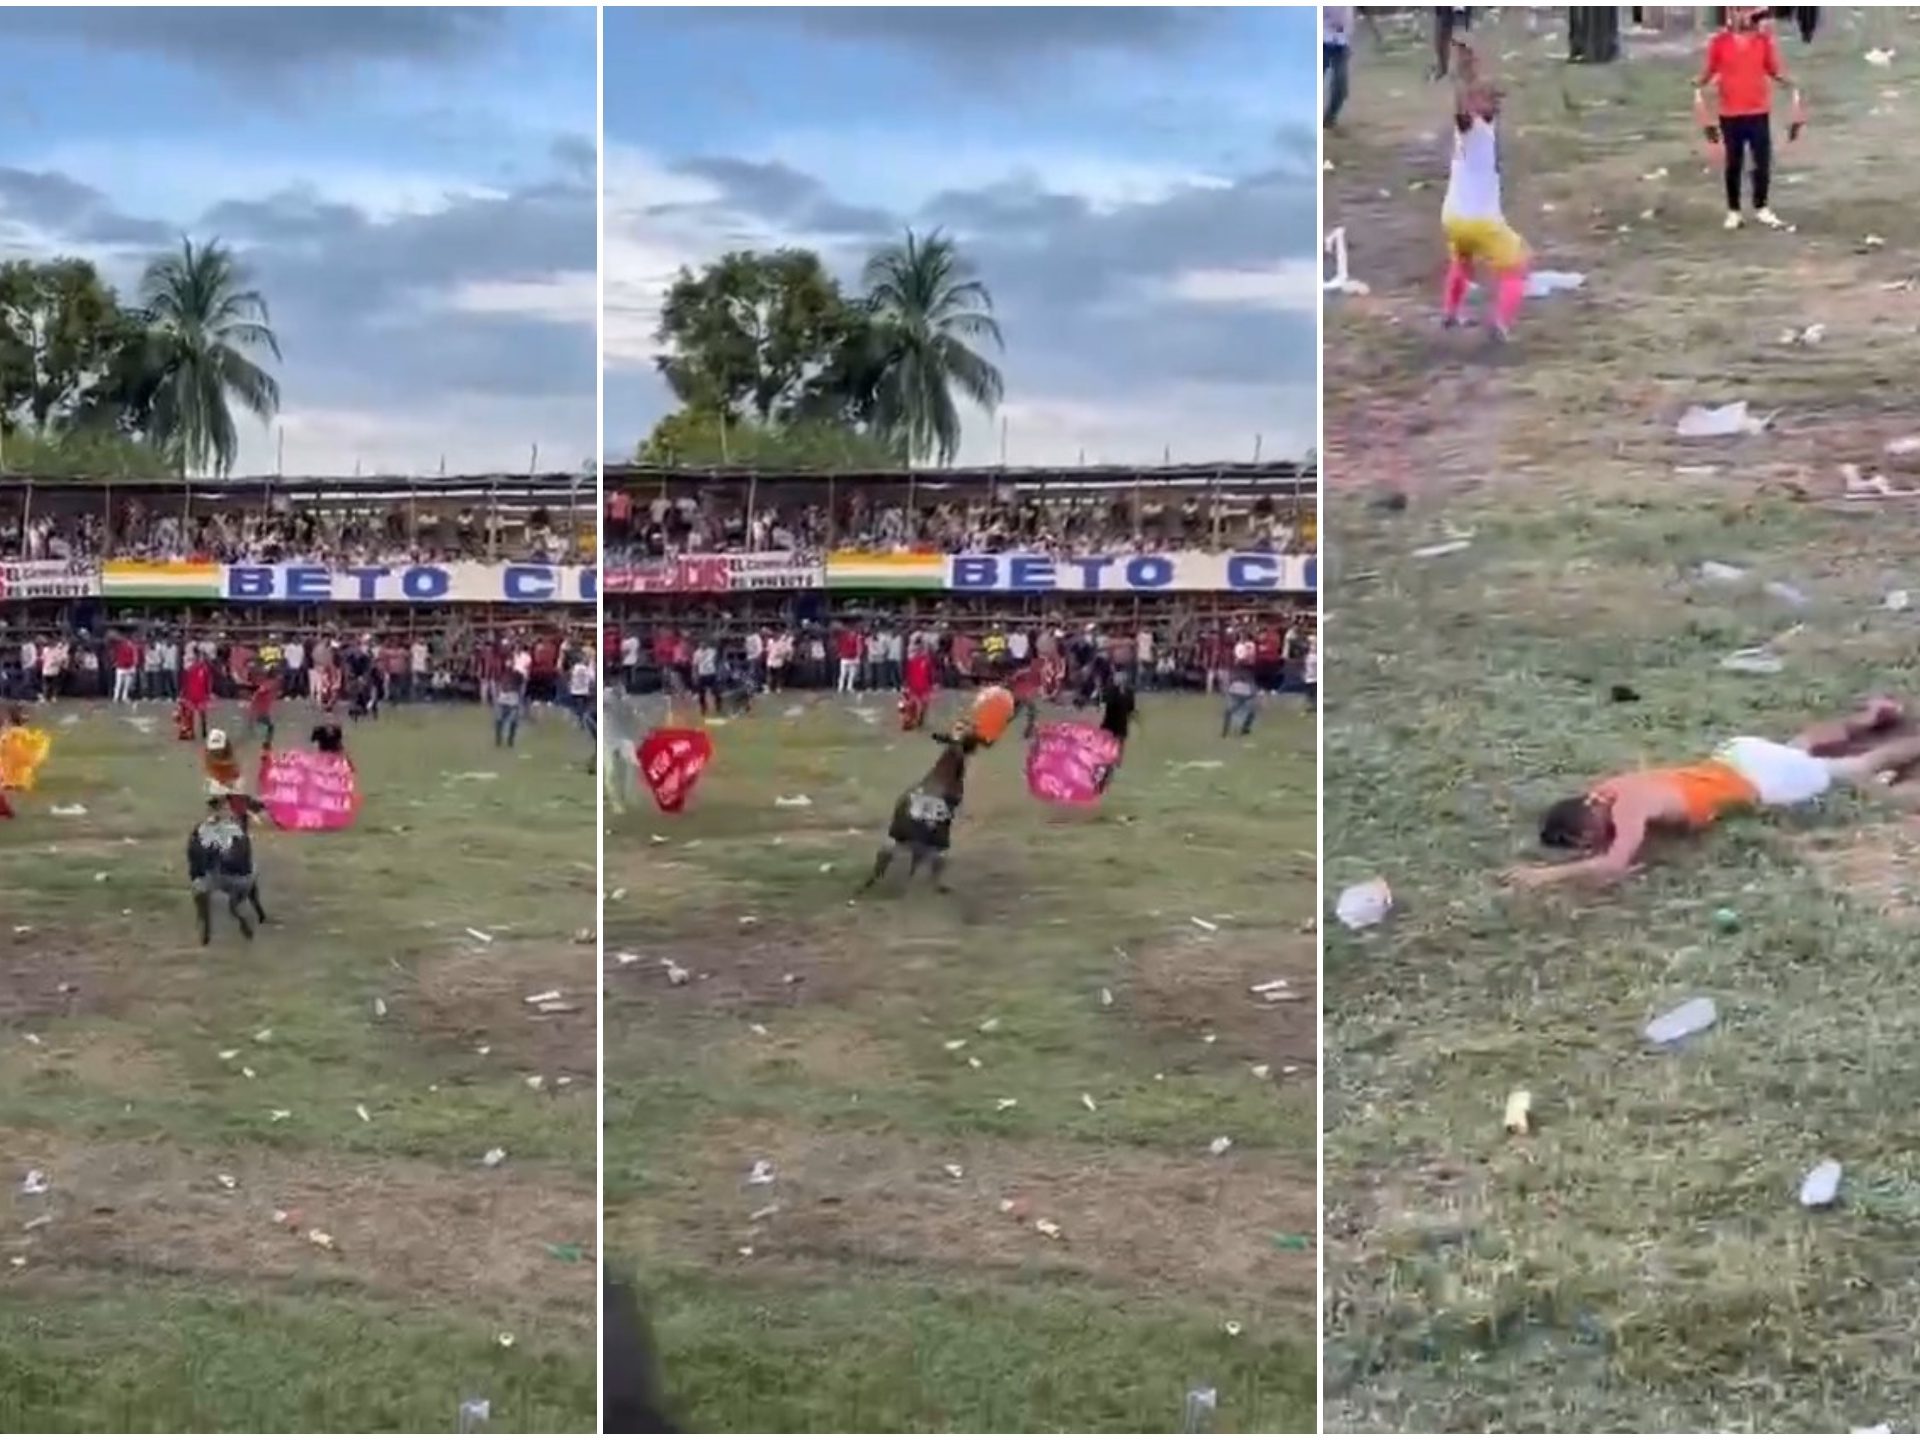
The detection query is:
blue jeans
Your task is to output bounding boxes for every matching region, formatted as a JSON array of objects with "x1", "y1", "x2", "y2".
[
  {"x1": 494, "y1": 699, "x2": 522, "y2": 747},
  {"x1": 1223, "y1": 690, "x2": 1258, "y2": 737},
  {"x1": 1324, "y1": 43, "x2": 1350, "y2": 127}
]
